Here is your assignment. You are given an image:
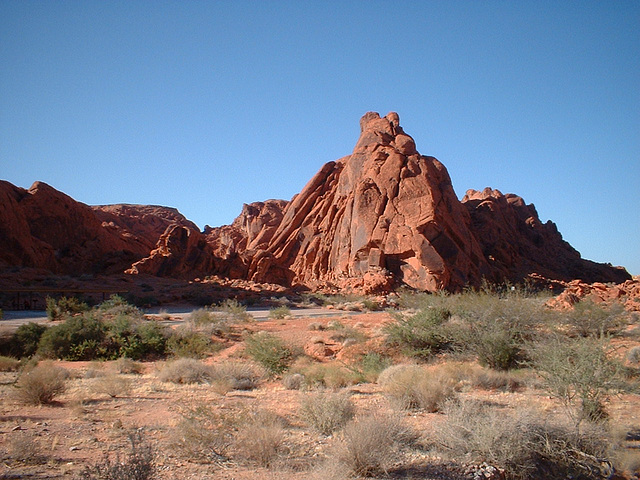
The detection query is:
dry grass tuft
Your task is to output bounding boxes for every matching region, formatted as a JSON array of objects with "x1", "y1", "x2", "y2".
[
  {"x1": 300, "y1": 391, "x2": 355, "y2": 435},
  {"x1": 14, "y1": 362, "x2": 68, "y2": 405}
]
